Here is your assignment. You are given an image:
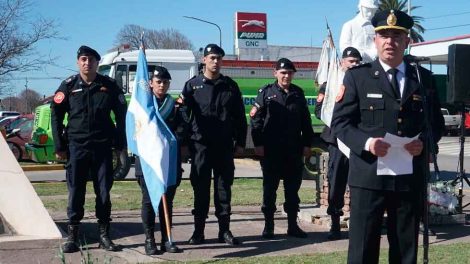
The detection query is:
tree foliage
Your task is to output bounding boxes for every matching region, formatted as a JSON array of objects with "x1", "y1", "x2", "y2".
[
  {"x1": 0, "y1": 88, "x2": 41, "y2": 113},
  {"x1": 378, "y1": 0, "x2": 425, "y2": 43},
  {"x1": 0, "y1": 0, "x2": 60, "y2": 95},
  {"x1": 114, "y1": 24, "x2": 193, "y2": 50}
]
